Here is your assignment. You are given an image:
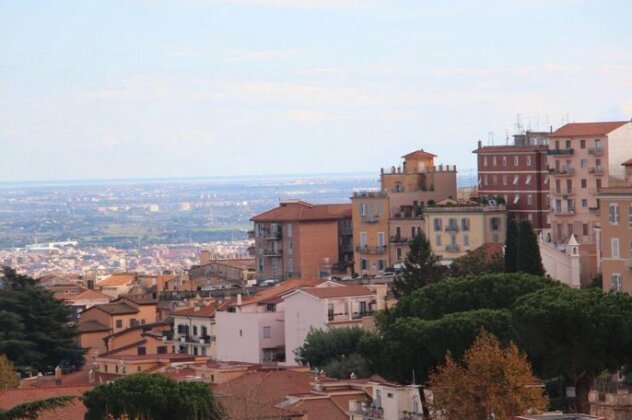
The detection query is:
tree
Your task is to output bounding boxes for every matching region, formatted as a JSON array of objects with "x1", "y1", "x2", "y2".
[
  {"x1": 430, "y1": 331, "x2": 548, "y2": 420},
  {"x1": 504, "y1": 219, "x2": 519, "y2": 273},
  {"x1": 449, "y1": 245, "x2": 504, "y2": 278},
  {"x1": 391, "y1": 273, "x2": 558, "y2": 321},
  {"x1": 392, "y1": 233, "x2": 447, "y2": 297},
  {"x1": 512, "y1": 287, "x2": 632, "y2": 413},
  {"x1": 0, "y1": 396, "x2": 76, "y2": 420},
  {"x1": 0, "y1": 267, "x2": 85, "y2": 372},
  {"x1": 0, "y1": 354, "x2": 18, "y2": 390},
  {"x1": 516, "y1": 220, "x2": 545, "y2": 276},
  {"x1": 296, "y1": 327, "x2": 371, "y2": 379},
  {"x1": 83, "y1": 373, "x2": 223, "y2": 420}
]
